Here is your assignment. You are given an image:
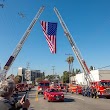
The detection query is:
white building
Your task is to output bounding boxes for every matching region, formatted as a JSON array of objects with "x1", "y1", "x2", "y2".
[
  {"x1": 70, "y1": 69, "x2": 110, "y2": 85},
  {"x1": 18, "y1": 67, "x2": 45, "y2": 82},
  {"x1": 18, "y1": 67, "x2": 27, "y2": 76}
]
